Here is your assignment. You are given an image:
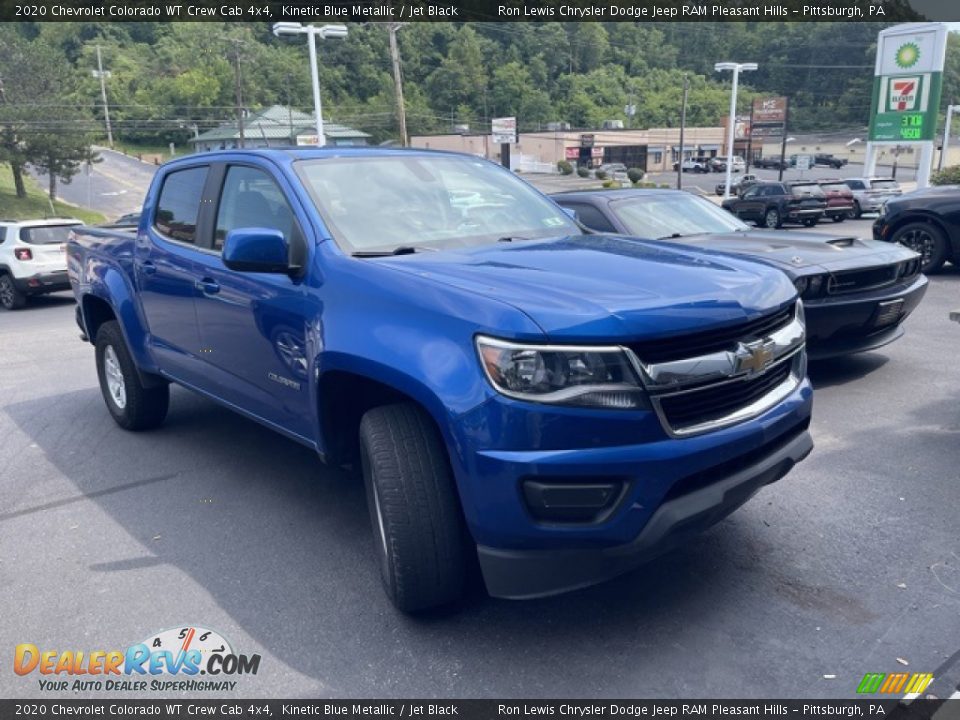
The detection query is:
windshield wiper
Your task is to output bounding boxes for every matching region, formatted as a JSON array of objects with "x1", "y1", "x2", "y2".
[
  {"x1": 497, "y1": 236, "x2": 530, "y2": 243},
  {"x1": 657, "y1": 233, "x2": 685, "y2": 240},
  {"x1": 353, "y1": 246, "x2": 436, "y2": 257}
]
